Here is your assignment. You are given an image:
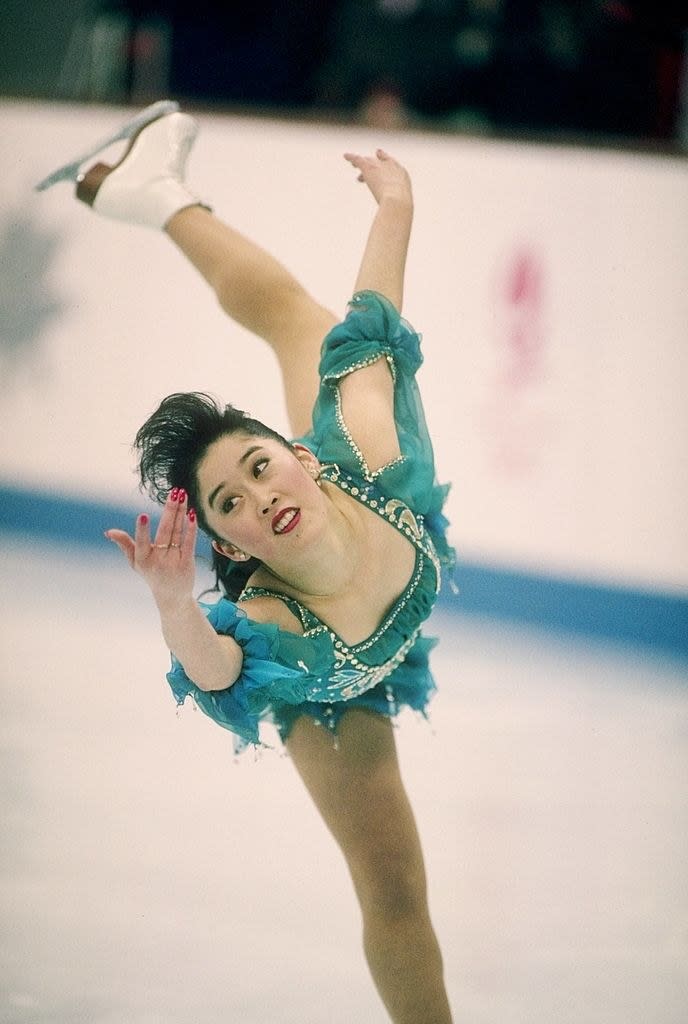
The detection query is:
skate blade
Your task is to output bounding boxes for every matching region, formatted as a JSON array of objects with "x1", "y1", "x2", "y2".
[{"x1": 34, "y1": 99, "x2": 180, "y2": 191}]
